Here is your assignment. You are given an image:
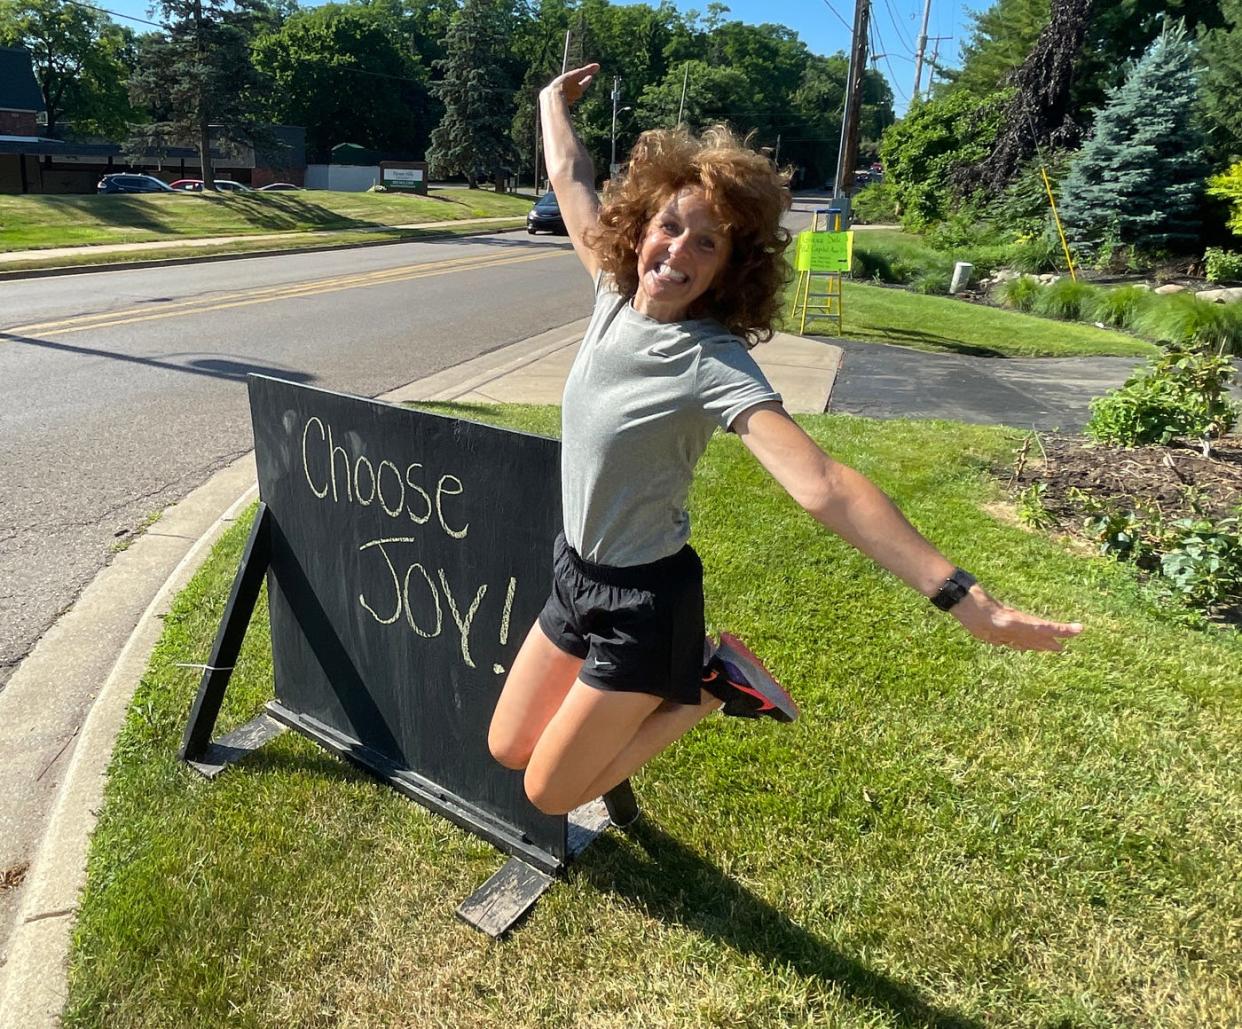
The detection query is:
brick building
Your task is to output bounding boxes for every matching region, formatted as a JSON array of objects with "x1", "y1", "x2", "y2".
[{"x1": 0, "y1": 46, "x2": 305, "y2": 194}]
